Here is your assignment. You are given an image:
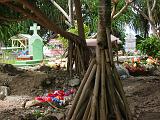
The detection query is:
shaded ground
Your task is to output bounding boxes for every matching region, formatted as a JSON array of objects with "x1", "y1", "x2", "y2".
[
  {"x1": 0, "y1": 65, "x2": 160, "y2": 120},
  {"x1": 0, "y1": 66, "x2": 72, "y2": 120},
  {"x1": 123, "y1": 74, "x2": 160, "y2": 120}
]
